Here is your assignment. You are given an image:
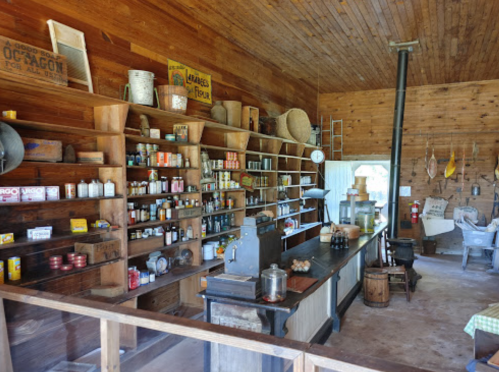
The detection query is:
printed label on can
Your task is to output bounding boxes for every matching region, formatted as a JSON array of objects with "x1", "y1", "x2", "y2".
[{"x1": 8, "y1": 256, "x2": 21, "y2": 281}]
